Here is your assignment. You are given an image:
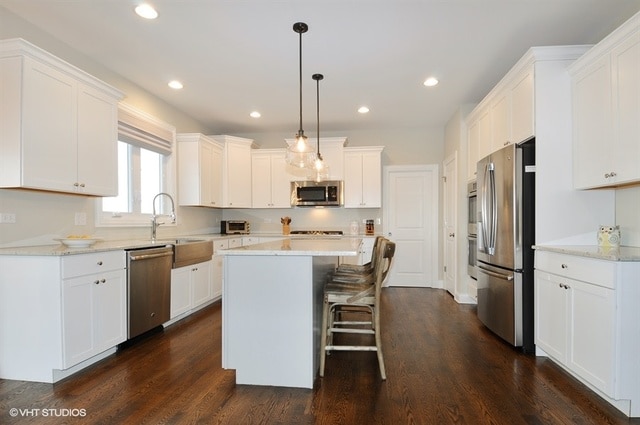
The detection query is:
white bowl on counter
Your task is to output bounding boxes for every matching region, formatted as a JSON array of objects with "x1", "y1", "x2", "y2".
[{"x1": 54, "y1": 237, "x2": 103, "y2": 248}]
